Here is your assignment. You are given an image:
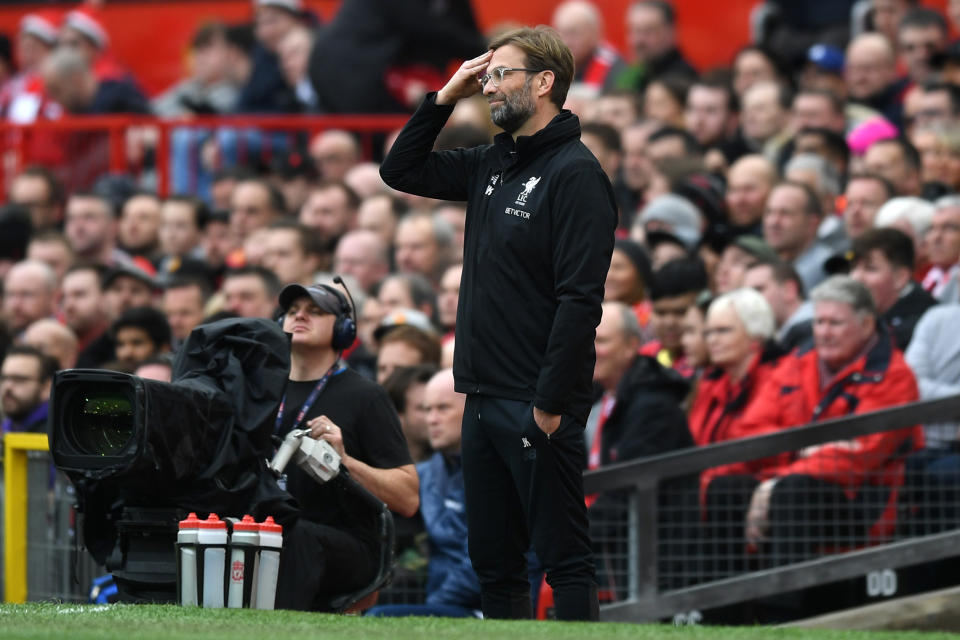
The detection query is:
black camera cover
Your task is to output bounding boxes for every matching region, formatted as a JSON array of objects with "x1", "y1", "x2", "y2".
[{"x1": 58, "y1": 318, "x2": 300, "y2": 564}]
